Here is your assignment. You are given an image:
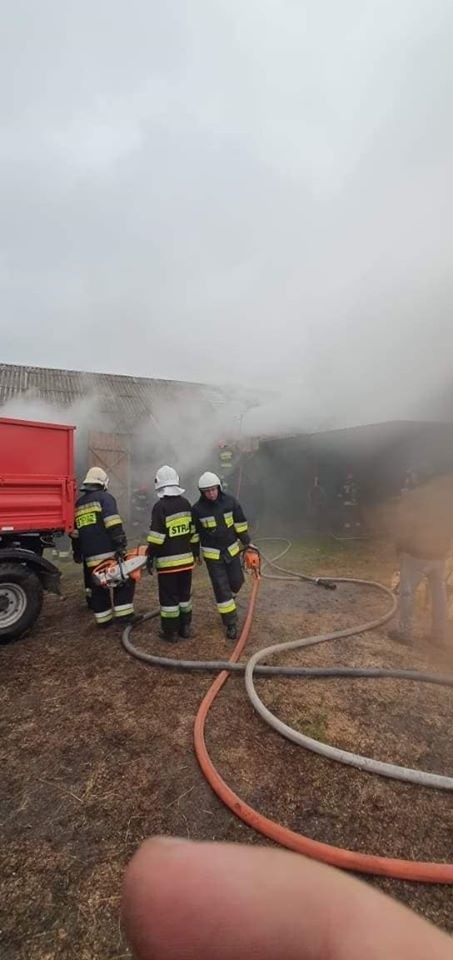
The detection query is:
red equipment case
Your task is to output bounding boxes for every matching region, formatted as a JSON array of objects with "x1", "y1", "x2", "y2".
[{"x1": 0, "y1": 418, "x2": 76, "y2": 534}]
